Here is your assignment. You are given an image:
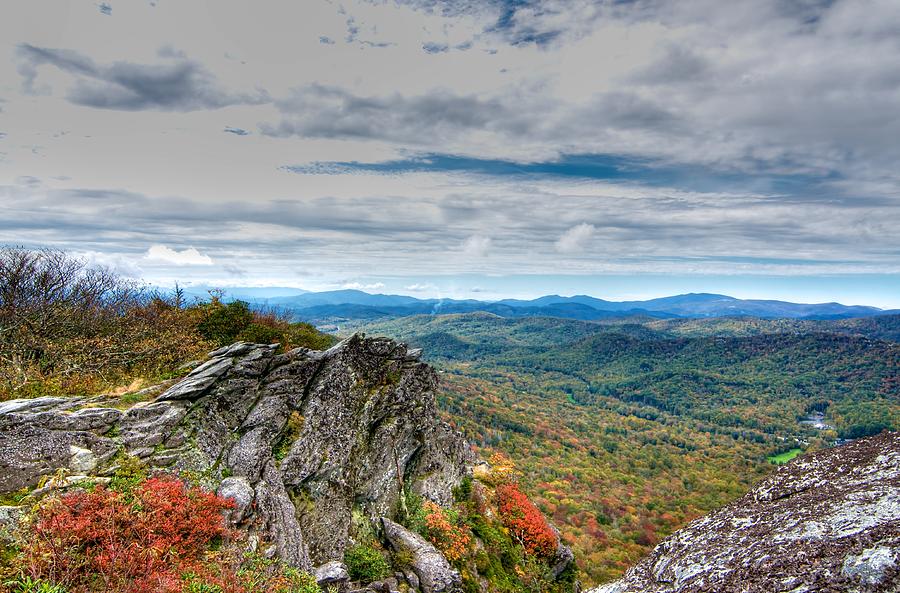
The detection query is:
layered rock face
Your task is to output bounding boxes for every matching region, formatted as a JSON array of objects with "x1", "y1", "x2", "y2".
[
  {"x1": 589, "y1": 431, "x2": 900, "y2": 593},
  {"x1": 0, "y1": 335, "x2": 475, "y2": 572}
]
